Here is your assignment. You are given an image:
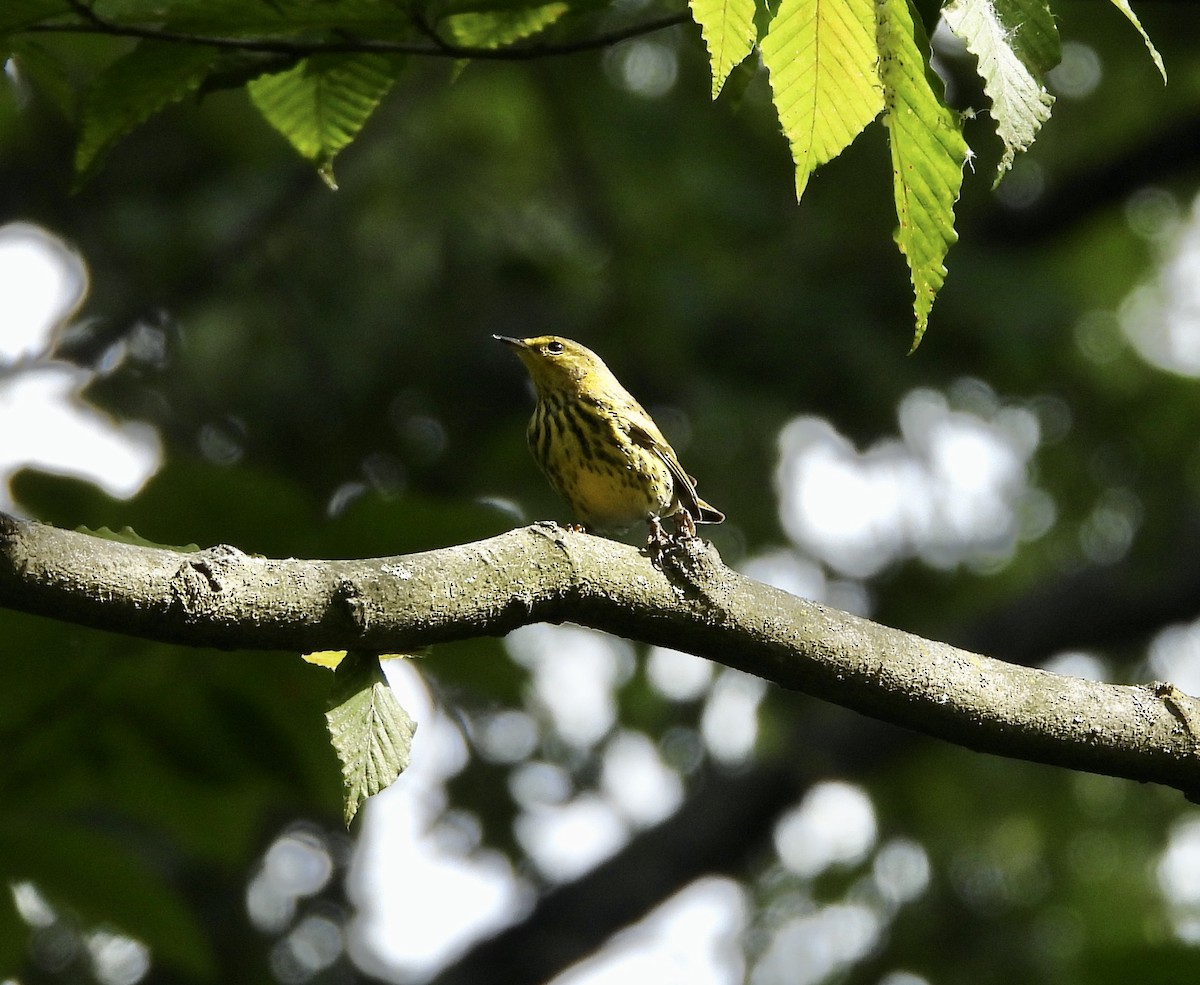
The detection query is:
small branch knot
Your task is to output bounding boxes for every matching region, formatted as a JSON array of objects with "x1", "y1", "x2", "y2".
[
  {"x1": 334, "y1": 576, "x2": 371, "y2": 633},
  {"x1": 169, "y1": 545, "x2": 245, "y2": 613}
]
